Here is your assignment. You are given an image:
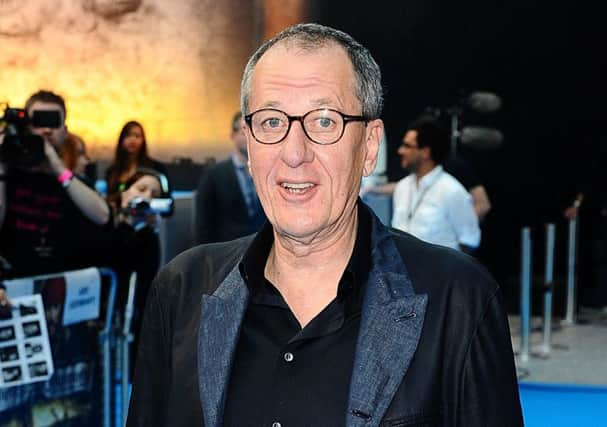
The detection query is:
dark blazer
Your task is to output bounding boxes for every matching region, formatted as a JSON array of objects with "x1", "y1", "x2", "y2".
[
  {"x1": 195, "y1": 158, "x2": 265, "y2": 244},
  {"x1": 127, "y1": 204, "x2": 523, "y2": 427}
]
